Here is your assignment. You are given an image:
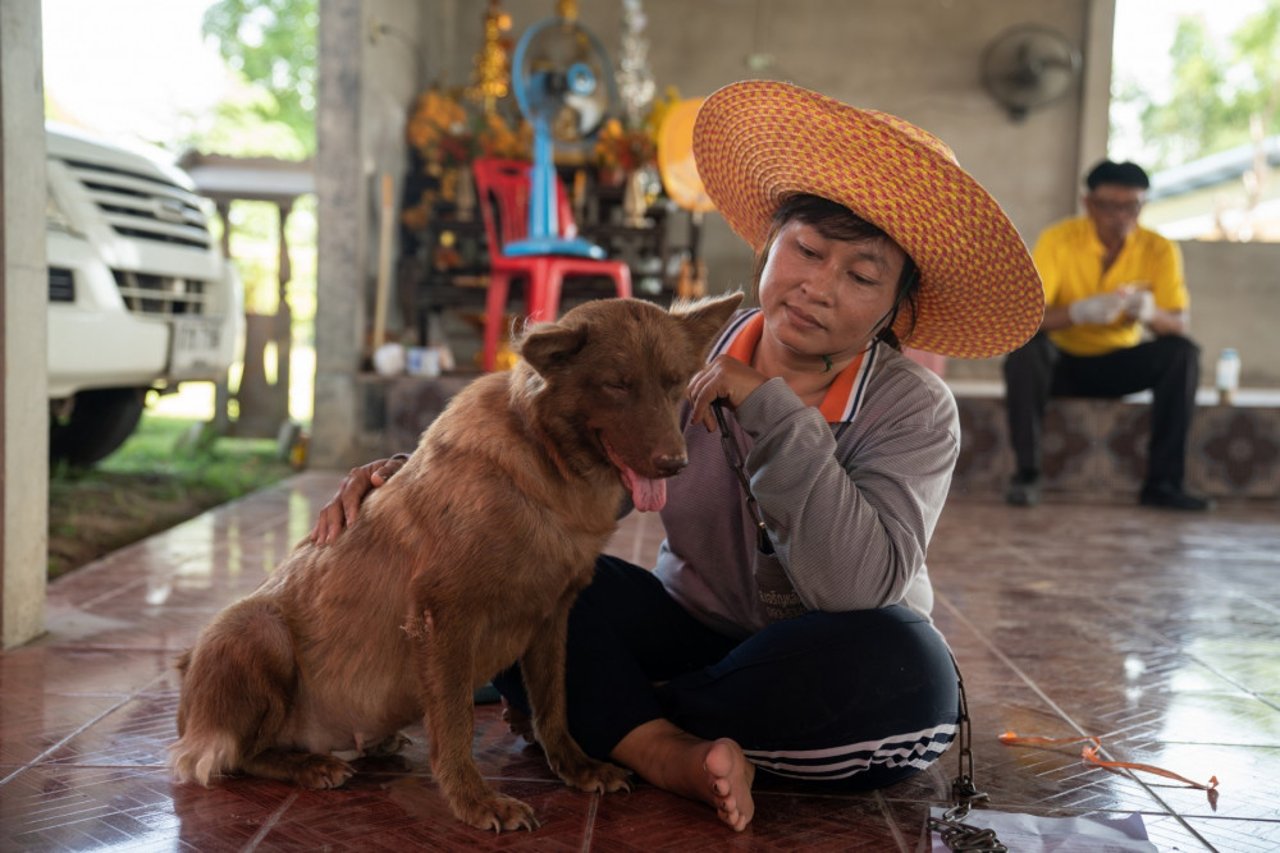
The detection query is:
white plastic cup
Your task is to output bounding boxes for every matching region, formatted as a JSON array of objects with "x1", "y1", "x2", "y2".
[
  {"x1": 1215, "y1": 348, "x2": 1240, "y2": 405},
  {"x1": 372, "y1": 342, "x2": 406, "y2": 376},
  {"x1": 407, "y1": 346, "x2": 441, "y2": 378}
]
